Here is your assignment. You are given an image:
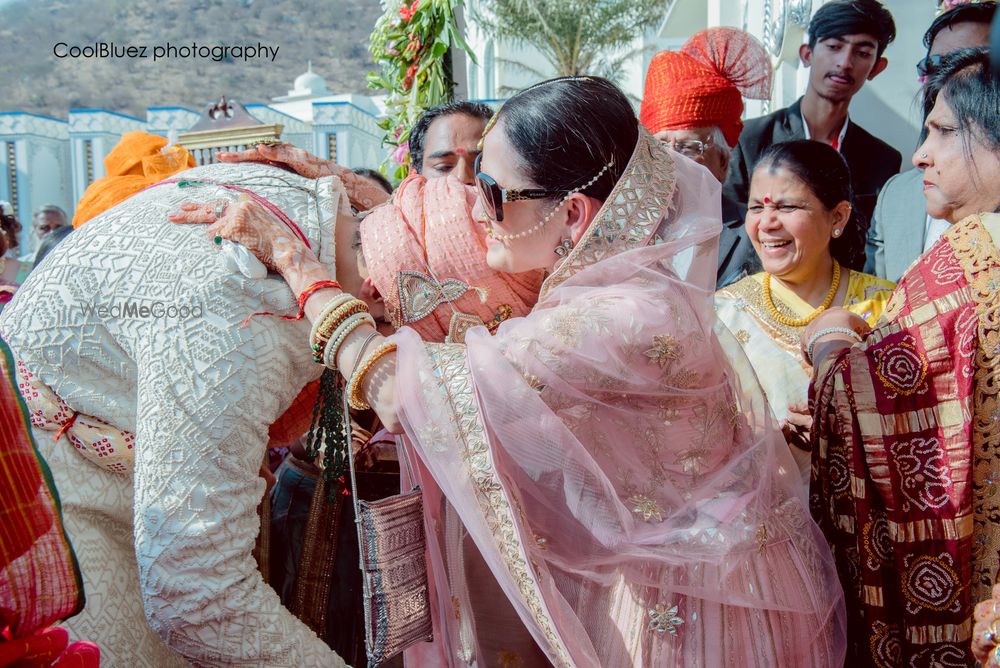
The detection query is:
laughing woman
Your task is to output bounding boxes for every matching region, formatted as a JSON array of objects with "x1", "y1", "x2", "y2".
[
  {"x1": 173, "y1": 76, "x2": 845, "y2": 666},
  {"x1": 714, "y1": 140, "x2": 894, "y2": 481}
]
